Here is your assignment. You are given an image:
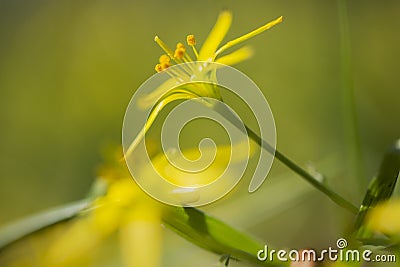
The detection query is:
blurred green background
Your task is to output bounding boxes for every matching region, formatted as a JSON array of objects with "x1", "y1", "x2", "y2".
[{"x1": 0, "y1": 0, "x2": 399, "y2": 264}]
